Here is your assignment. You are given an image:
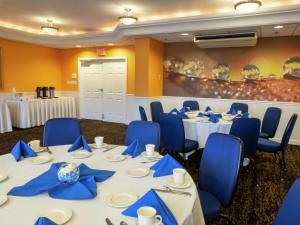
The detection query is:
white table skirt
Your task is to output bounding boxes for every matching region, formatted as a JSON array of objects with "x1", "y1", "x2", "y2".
[
  {"x1": 6, "y1": 97, "x2": 76, "y2": 128},
  {"x1": 0, "y1": 146, "x2": 205, "y2": 225},
  {"x1": 0, "y1": 102, "x2": 13, "y2": 133},
  {"x1": 184, "y1": 118, "x2": 232, "y2": 148}
]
